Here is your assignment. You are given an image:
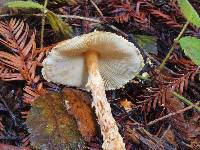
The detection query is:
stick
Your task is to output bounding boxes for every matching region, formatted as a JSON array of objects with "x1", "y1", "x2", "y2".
[
  {"x1": 172, "y1": 92, "x2": 200, "y2": 112},
  {"x1": 158, "y1": 21, "x2": 190, "y2": 70},
  {"x1": 147, "y1": 104, "x2": 198, "y2": 126},
  {"x1": 40, "y1": 0, "x2": 48, "y2": 48}
]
